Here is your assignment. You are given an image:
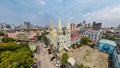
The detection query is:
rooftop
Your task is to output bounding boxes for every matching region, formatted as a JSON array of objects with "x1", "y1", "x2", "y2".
[
  {"x1": 71, "y1": 34, "x2": 85, "y2": 40},
  {"x1": 117, "y1": 55, "x2": 120, "y2": 64},
  {"x1": 99, "y1": 39, "x2": 117, "y2": 46}
]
